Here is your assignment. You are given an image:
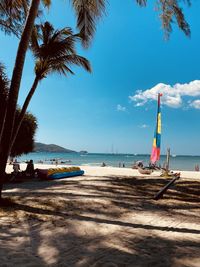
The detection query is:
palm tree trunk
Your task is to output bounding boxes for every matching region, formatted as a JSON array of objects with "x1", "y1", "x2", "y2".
[
  {"x1": 0, "y1": 0, "x2": 40, "y2": 201},
  {"x1": 0, "y1": 97, "x2": 7, "y2": 144},
  {"x1": 11, "y1": 76, "x2": 39, "y2": 151}
]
